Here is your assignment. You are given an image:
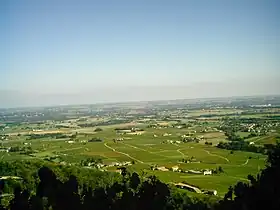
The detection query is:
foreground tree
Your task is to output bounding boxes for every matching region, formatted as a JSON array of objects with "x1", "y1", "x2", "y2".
[{"x1": 217, "y1": 142, "x2": 280, "y2": 210}]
